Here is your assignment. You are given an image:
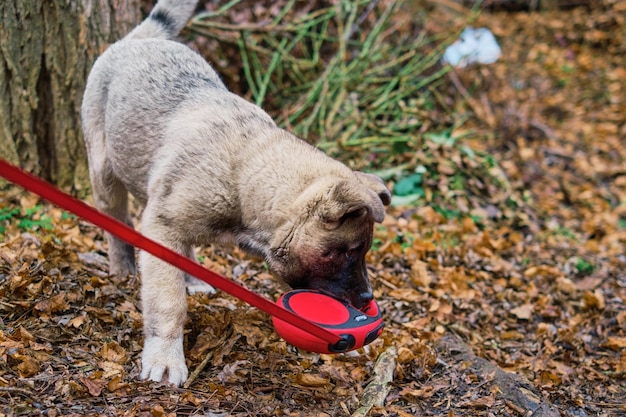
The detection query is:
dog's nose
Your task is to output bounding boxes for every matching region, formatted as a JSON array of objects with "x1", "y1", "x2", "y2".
[{"x1": 358, "y1": 291, "x2": 374, "y2": 307}]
